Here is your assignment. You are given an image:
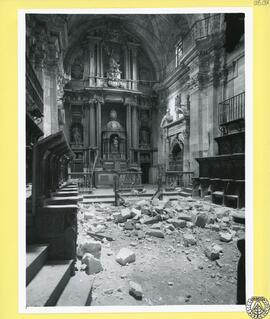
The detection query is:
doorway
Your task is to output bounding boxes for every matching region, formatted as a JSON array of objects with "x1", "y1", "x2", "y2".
[{"x1": 141, "y1": 163, "x2": 150, "y2": 184}]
